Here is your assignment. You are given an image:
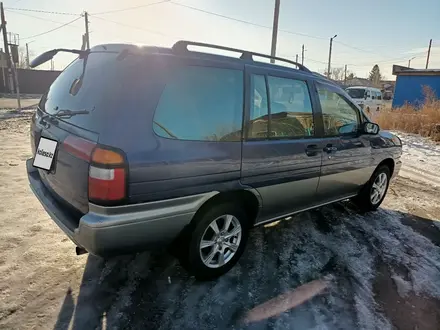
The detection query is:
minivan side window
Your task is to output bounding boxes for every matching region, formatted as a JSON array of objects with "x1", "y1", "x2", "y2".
[
  {"x1": 153, "y1": 66, "x2": 243, "y2": 142},
  {"x1": 377, "y1": 91, "x2": 382, "y2": 100},
  {"x1": 247, "y1": 75, "x2": 314, "y2": 139},
  {"x1": 267, "y1": 76, "x2": 314, "y2": 138},
  {"x1": 317, "y1": 86, "x2": 360, "y2": 136},
  {"x1": 248, "y1": 75, "x2": 269, "y2": 139}
]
